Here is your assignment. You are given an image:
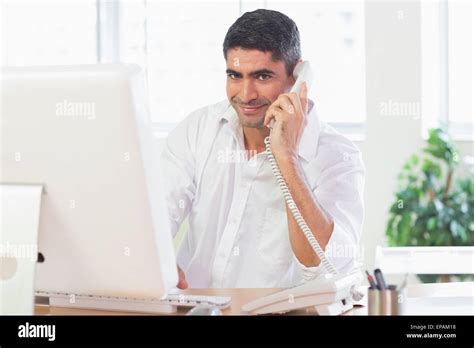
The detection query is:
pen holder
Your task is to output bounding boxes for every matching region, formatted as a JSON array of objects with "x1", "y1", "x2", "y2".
[{"x1": 368, "y1": 286, "x2": 405, "y2": 315}]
